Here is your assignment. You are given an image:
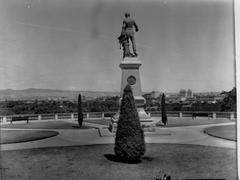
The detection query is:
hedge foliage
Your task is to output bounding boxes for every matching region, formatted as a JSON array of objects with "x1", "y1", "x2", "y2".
[
  {"x1": 78, "y1": 94, "x2": 83, "y2": 127},
  {"x1": 114, "y1": 85, "x2": 145, "y2": 161},
  {"x1": 161, "y1": 93, "x2": 167, "y2": 125}
]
